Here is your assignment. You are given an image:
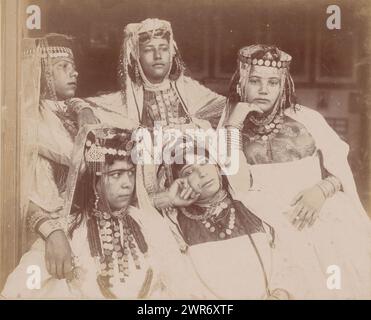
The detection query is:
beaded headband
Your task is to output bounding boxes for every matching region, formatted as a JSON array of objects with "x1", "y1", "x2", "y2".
[
  {"x1": 41, "y1": 46, "x2": 74, "y2": 59},
  {"x1": 85, "y1": 141, "x2": 134, "y2": 162},
  {"x1": 23, "y1": 46, "x2": 74, "y2": 59},
  {"x1": 238, "y1": 45, "x2": 292, "y2": 69},
  {"x1": 85, "y1": 129, "x2": 135, "y2": 165}
]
